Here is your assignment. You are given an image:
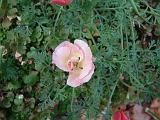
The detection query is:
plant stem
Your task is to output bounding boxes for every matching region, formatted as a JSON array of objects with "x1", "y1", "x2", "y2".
[
  {"x1": 53, "y1": 6, "x2": 63, "y2": 33},
  {"x1": 129, "y1": 0, "x2": 150, "y2": 24},
  {"x1": 145, "y1": 108, "x2": 160, "y2": 120},
  {"x1": 71, "y1": 88, "x2": 75, "y2": 112},
  {"x1": 102, "y1": 79, "x2": 119, "y2": 119}
]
